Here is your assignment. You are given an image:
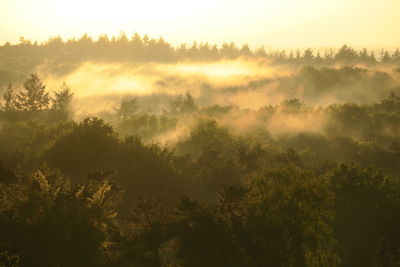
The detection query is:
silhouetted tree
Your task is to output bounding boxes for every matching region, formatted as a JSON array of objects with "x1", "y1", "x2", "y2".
[
  {"x1": 335, "y1": 45, "x2": 359, "y2": 63},
  {"x1": 1, "y1": 83, "x2": 16, "y2": 112},
  {"x1": 169, "y1": 91, "x2": 197, "y2": 114},
  {"x1": 15, "y1": 74, "x2": 50, "y2": 111},
  {"x1": 51, "y1": 82, "x2": 73, "y2": 112}
]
